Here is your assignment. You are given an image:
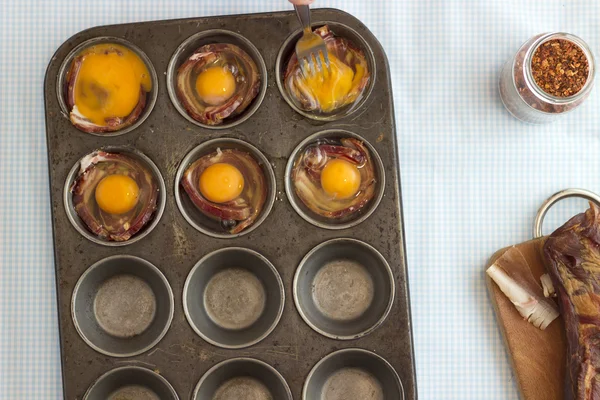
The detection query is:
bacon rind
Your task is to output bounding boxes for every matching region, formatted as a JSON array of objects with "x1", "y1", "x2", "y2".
[
  {"x1": 544, "y1": 203, "x2": 600, "y2": 400},
  {"x1": 181, "y1": 149, "x2": 267, "y2": 234},
  {"x1": 71, "y1": 151, "x2": 158, "y2": 242},
  {"x1": 284, "y1": 25, "x2": 371, "y2": 112},
  {"x1": 176, "y1": 44, "x2": 260, "y2": 125},
  {"x1": 65, "y1": 50, "x2": 148, "y2": 134},
  {"x1": 292, "y1": 138, "x2": 376, "y2": 219}
]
